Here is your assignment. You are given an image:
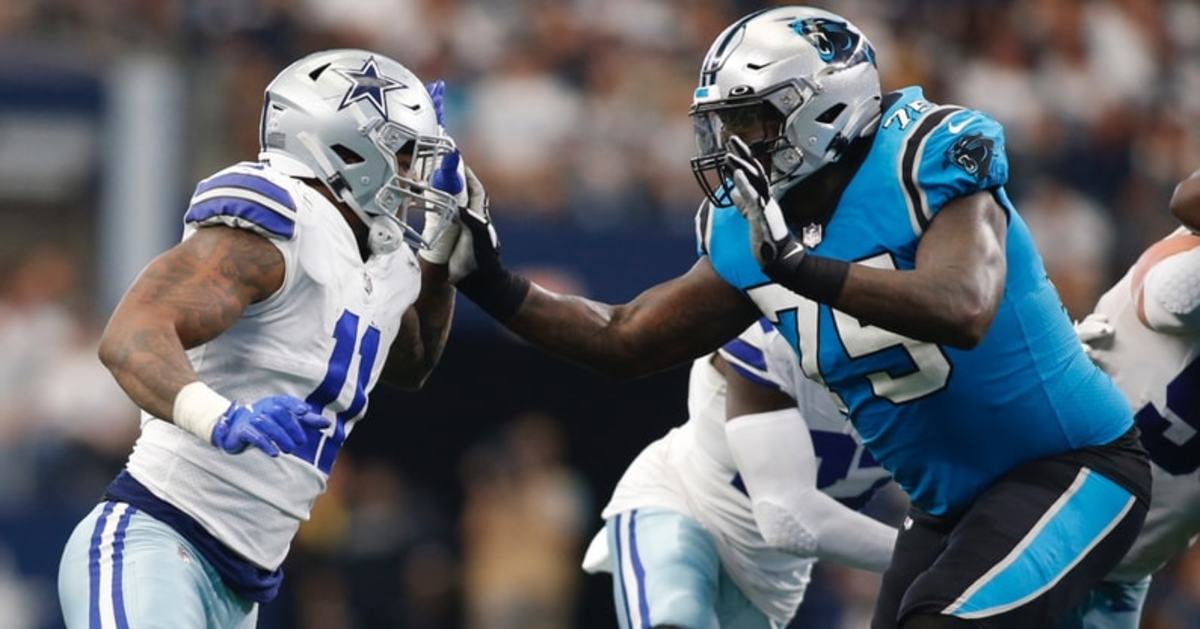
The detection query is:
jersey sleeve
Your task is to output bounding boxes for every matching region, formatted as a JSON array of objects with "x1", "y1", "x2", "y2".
[
  {"x1": 718, "y1": 318, "x2": 784, "y2": 391},
  {"x1": 182, "y1": 163, "x2": 303, "y2": 315},
  {"x1": 183, "y1": 163, "x2": 299, "y2": 241},
  {"x1": 905, "y1": 108, "x2": 1010, "y2": 231}
]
